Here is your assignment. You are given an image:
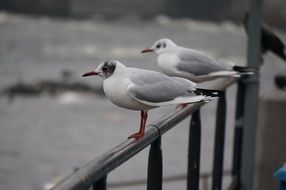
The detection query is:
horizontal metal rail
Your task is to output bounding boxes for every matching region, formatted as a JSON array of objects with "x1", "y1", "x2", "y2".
[
  {"x1": 51, "y1": 78, "x2": 237, "y2": 190},
  {"x1": 107, "y1": 170, "x2": 232, "y2": 188}
]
